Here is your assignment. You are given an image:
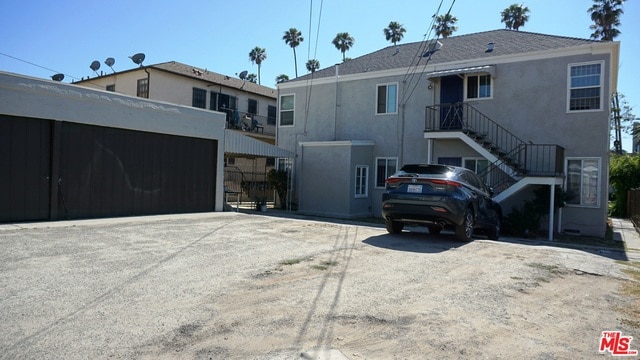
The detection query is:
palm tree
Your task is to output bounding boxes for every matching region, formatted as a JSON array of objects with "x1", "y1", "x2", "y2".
[
  {"x1": 433, "y1": 13, "x2": 458, "y2": 38},
  {"x1": 588, "y1": 0, "x2": 624, "y2": 41},
  {"x1": 305, "y1": 59, "x2": 320, "y2": 73},
  {"x1": 332, "y1": 32, "x2": 355, "y2": 62},
  {"x1": 500, "y1": 4, "x2": 530, "y2": 31},
  {"x1": 246, "y1": 73, "x2": 257, "y2": 84},
  {"x1": 383, "y1": 21, "x2": 406, "y2": 46},
  {"x1": 283, "y1": 28, "x2": 303, "y2": 78},
  {"x1": 248, "y1": 46, "x2": 267, "y2": 84},
  {"x1": 276, "y1": 74, "x2": 289, "y2": 84}
]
